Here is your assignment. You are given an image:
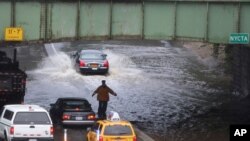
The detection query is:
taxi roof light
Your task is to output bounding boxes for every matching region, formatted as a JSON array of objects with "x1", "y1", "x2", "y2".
[{"x1": 107, "y1": 111, "x2": 120, "y2": 121}]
